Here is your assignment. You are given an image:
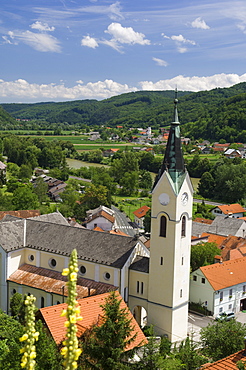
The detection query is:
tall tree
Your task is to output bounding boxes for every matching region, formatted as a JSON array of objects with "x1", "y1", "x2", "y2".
[
  {"x1": 80, "y1": 291, "x2": 137, "y2": 370},
  {"x1": 191, "y1": 242, "x2": 220, "y2": 272},
  {"x1": 200, "y1": 319, "x2": 246, "y2": 361}
]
